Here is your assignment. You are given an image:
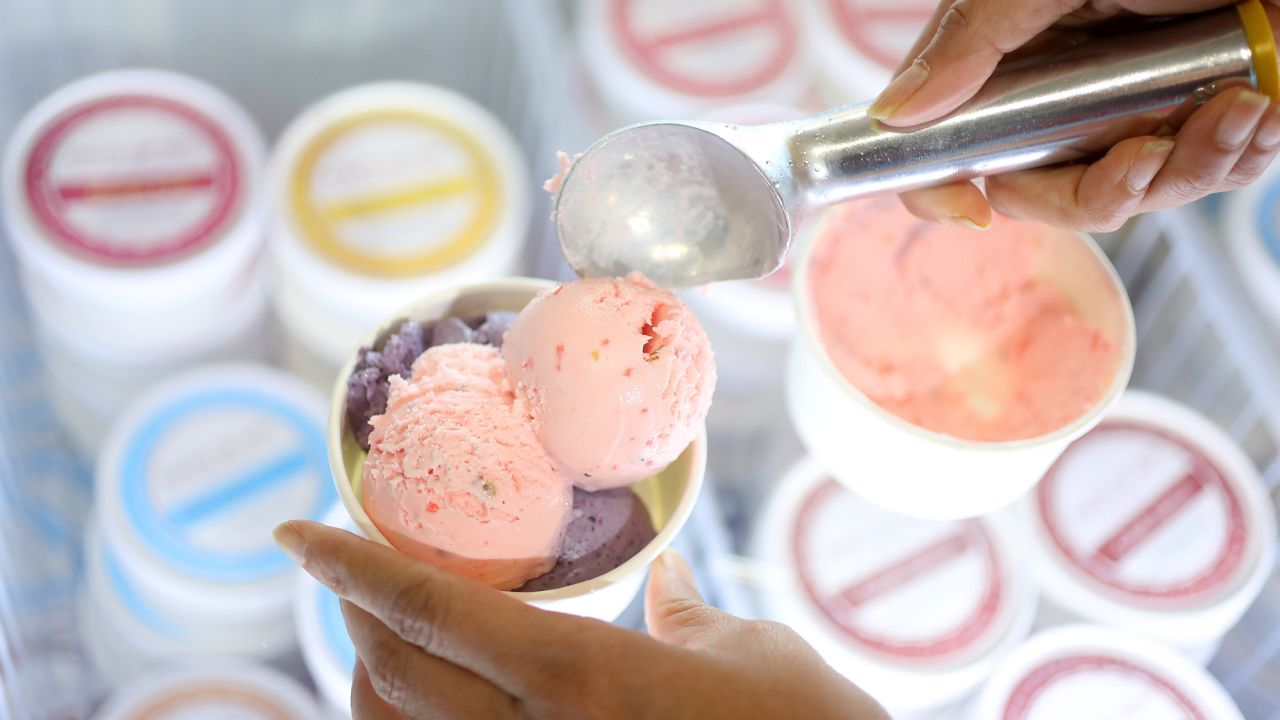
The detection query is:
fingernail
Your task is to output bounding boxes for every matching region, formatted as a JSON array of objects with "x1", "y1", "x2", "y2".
[
  {"x1": 1216, "y1": 91, "x2": 1270, "y2": 150},
  {"x1": 942, "y1": 214, "x2": 991, "y2": 231},
  {"x1": 868, "y1": 59, "x2": 929, "y2": 121},
  {"x1": 273, "y1": 522, "x2": 306, "y2": 565},
  {"x1": 1255, "y1": 104, "x2": 1280, "y2": 151},
  {"x1": 1125, "y1": 139, "x2": 1175, "y2": 193},
  {"x1": 657, "y1": 550, "x2": 699, "y2": 599}
]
